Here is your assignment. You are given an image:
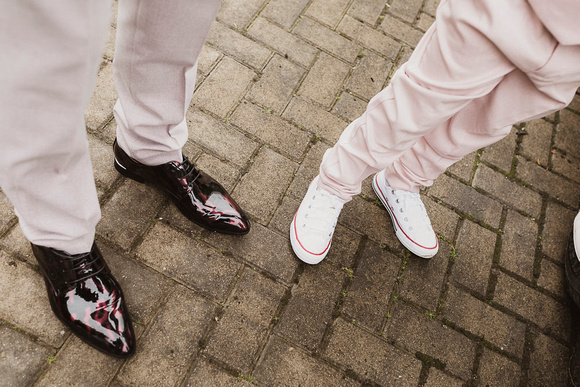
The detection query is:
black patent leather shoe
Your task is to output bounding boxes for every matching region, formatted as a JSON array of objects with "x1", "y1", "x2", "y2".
[
  {"x1": 31, "y1": 243, "x2": 135, "y2": 358},
  {"x1": 113, "y1": 140, "x2": 250, "y2": 235},
  {"x1": 566, "y1": 230, "x2": 580, "y2": 309}
]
